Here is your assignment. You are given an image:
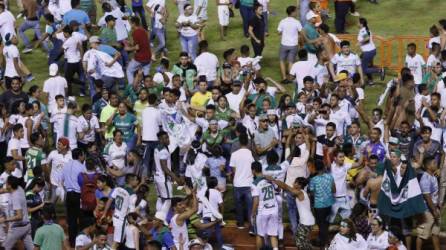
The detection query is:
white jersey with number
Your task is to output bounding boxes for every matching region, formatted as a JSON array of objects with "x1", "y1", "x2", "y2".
[
  {"x1": 154, "y1": 145, "x2": 171, "y2": 182},
  {"x1": 251, "y1": 178, "x2": 278, "y2": 215},
  {"x1": 111, "y1": 187, "x2": 134, "y2": 220}
]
